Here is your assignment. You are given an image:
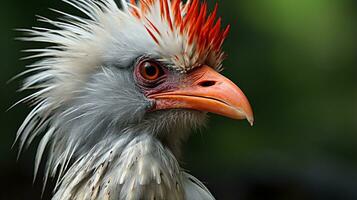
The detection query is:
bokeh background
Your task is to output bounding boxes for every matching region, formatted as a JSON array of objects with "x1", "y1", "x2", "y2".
[{"x1": 1, "y1": 0, "x2": 356, "y2": 199}]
